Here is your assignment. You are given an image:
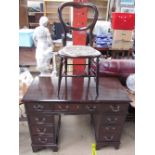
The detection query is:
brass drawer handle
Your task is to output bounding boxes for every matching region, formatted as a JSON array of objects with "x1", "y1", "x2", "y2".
[
  {"x1": 33, "y1": 104, "x2": 44, "y2": 111},
  {"x1": 104, "y1": 136, "x2": 114, "y2": 141},
  {"x1": 110, "y1": 105, "x2": 120, "y2": 112},
  {"x1": 86, "y1": 105, "x2": 96, "y2": 112},
  {"x1": 105, "y1": 126, "x2": 116, "y2": 131},
  {"x1": 35, "y1": 117, "x2": 46, "y2": 123},
  {"x1": 38, "y1": 137, "x2": 48, "y2": 143},
  {"x1": 57, "y1": 105, "x2": 69, "y2": 111},
  {"x1": 107, "y1": 117, "x2": 118, "y2": 123},
  {"x1": 112, "y1": 127, "x2": 116, "y2": 130},
  {"x1": 76, "y1": 105, "x2": 80, "y2": 109},
  {"x1": 36, "y1": 127, "x2": 47, "y2": 134}
]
